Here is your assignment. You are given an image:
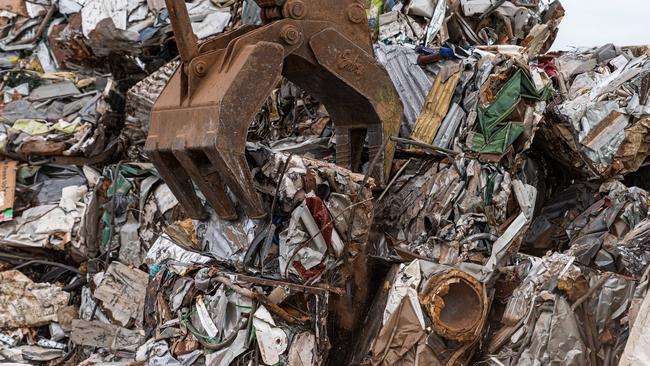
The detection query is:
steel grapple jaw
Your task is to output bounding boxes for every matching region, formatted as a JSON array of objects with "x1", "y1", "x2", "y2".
[{"x1": 145, "y1": 0, "x2": 403, "y2": 220}]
